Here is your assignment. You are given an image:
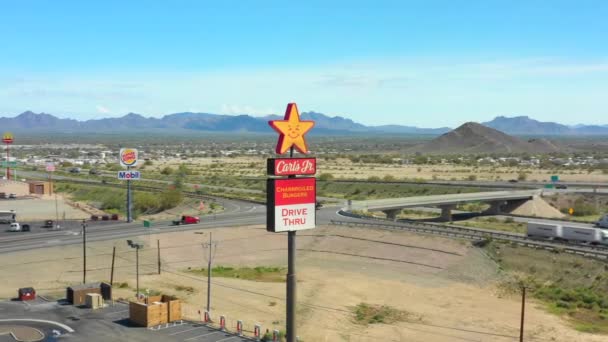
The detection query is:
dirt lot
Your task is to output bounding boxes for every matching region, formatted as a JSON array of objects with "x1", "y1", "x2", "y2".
[
  {"x1": 0, "y1": 225, "x2": 605, "y2": 341},
  {"x1": 0, "y1": 196, "x2": 89, "y2": 220}
]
